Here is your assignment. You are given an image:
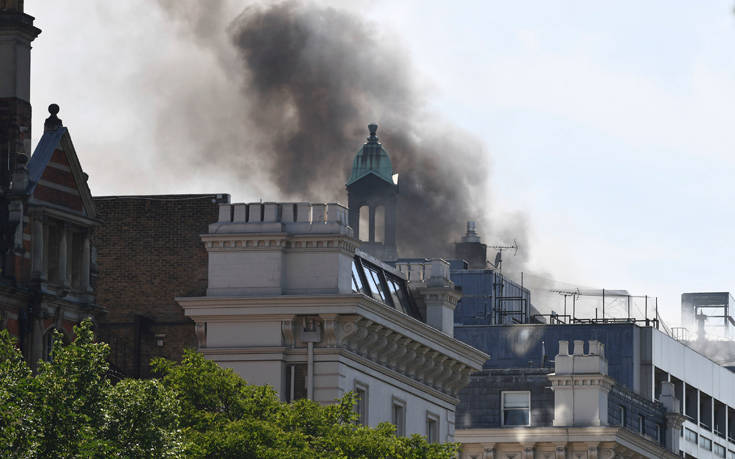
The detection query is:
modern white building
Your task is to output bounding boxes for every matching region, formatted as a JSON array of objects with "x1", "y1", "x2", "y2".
[
  {"x1": 178, "y1": 201, "x2": 487, "y2": 442},
  {"x1": 650, "y1": 328, "x2": 735, "y2": 459}
]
